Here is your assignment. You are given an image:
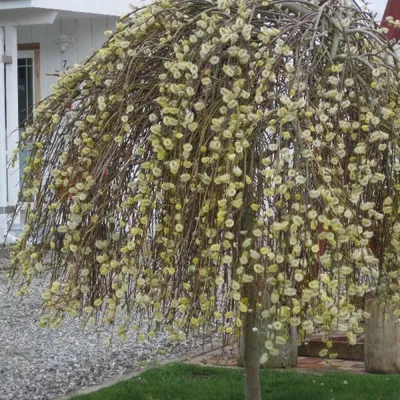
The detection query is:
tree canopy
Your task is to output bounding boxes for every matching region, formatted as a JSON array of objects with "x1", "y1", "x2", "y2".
[{"x1": 9, "y1": 0, "x2": 400, "y2": 373}]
